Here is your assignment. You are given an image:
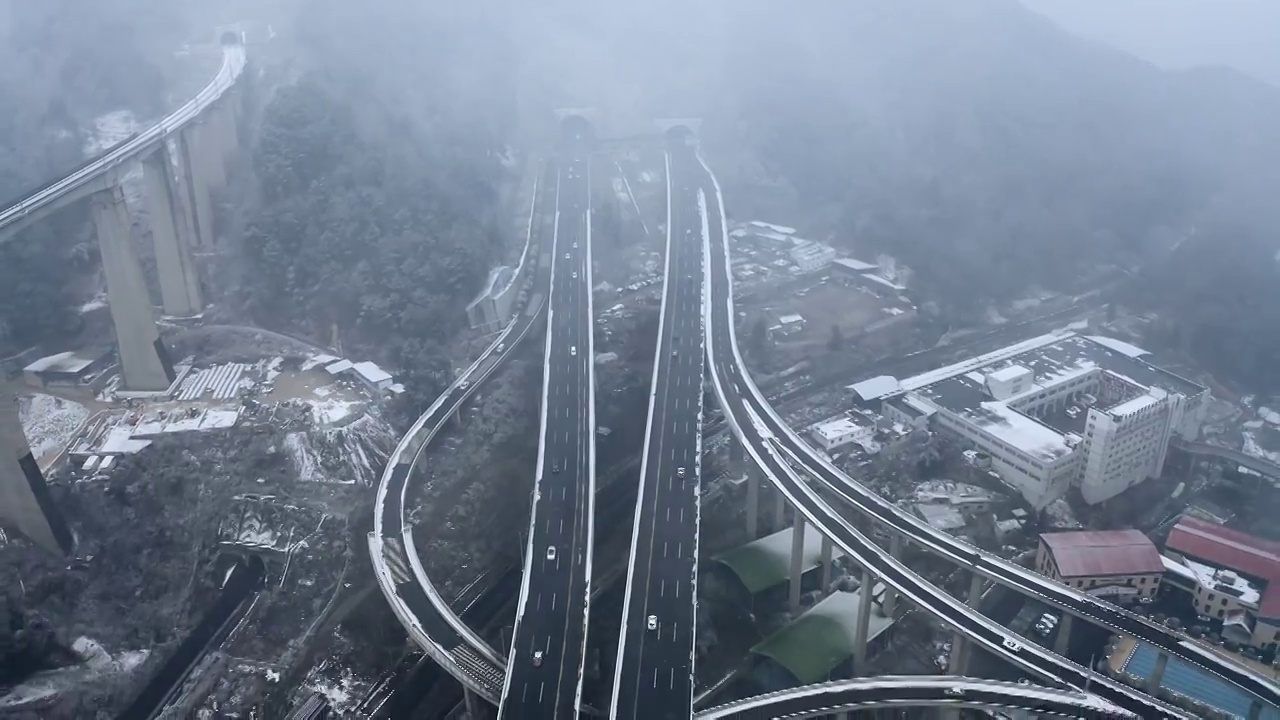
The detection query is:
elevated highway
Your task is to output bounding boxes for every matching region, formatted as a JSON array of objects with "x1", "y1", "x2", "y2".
[
  {"x1": 697, "y1": 152, "x2": 1189, "y2": 719},
  {"x1": 0, "y1": 42, "x2": 246, "y2": 238},
  {"x1": 500, "y1": 133, "x2": 597, "y2": 719},
  {"x1": 610, "y1": 133, "x2": 707, "y2": 720},
  {"x1": 370, "y1": 162, "x2": 555, "y2": 703},
  {"x1": 1173, "y1": 437, "x2": 1280, "y2": 480},
  {"x1": 695, "y1": 676, "x2": 1138, "y2": 719}
]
